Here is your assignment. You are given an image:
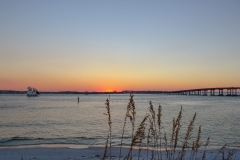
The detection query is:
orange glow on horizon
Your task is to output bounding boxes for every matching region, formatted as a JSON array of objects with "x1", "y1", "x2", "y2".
[
  {"x1": 1, "y1": 71, "x2": 239, "y2": 92},
  {"x1": 1, "y1": 79, "x2": 240, "y2": 92}
]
